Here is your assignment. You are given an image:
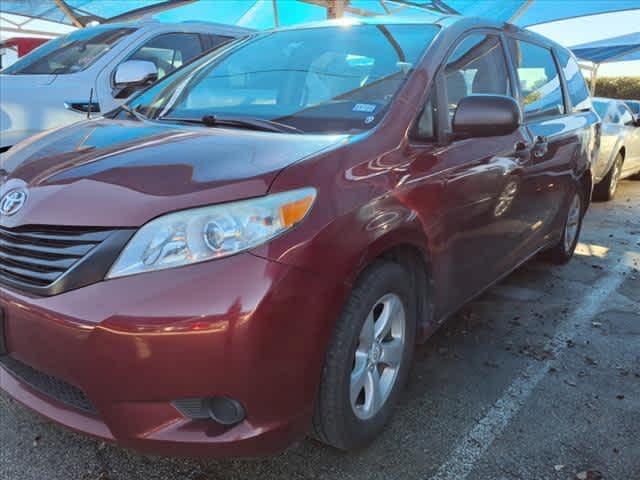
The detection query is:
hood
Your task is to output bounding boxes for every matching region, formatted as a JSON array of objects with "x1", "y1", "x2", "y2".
[
  {"x1": 0, "y1": 118, "x2": 346, "y2": 228},
  {"x1": 0, "y1": 73, "x2": 57, "y2": 87}
]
